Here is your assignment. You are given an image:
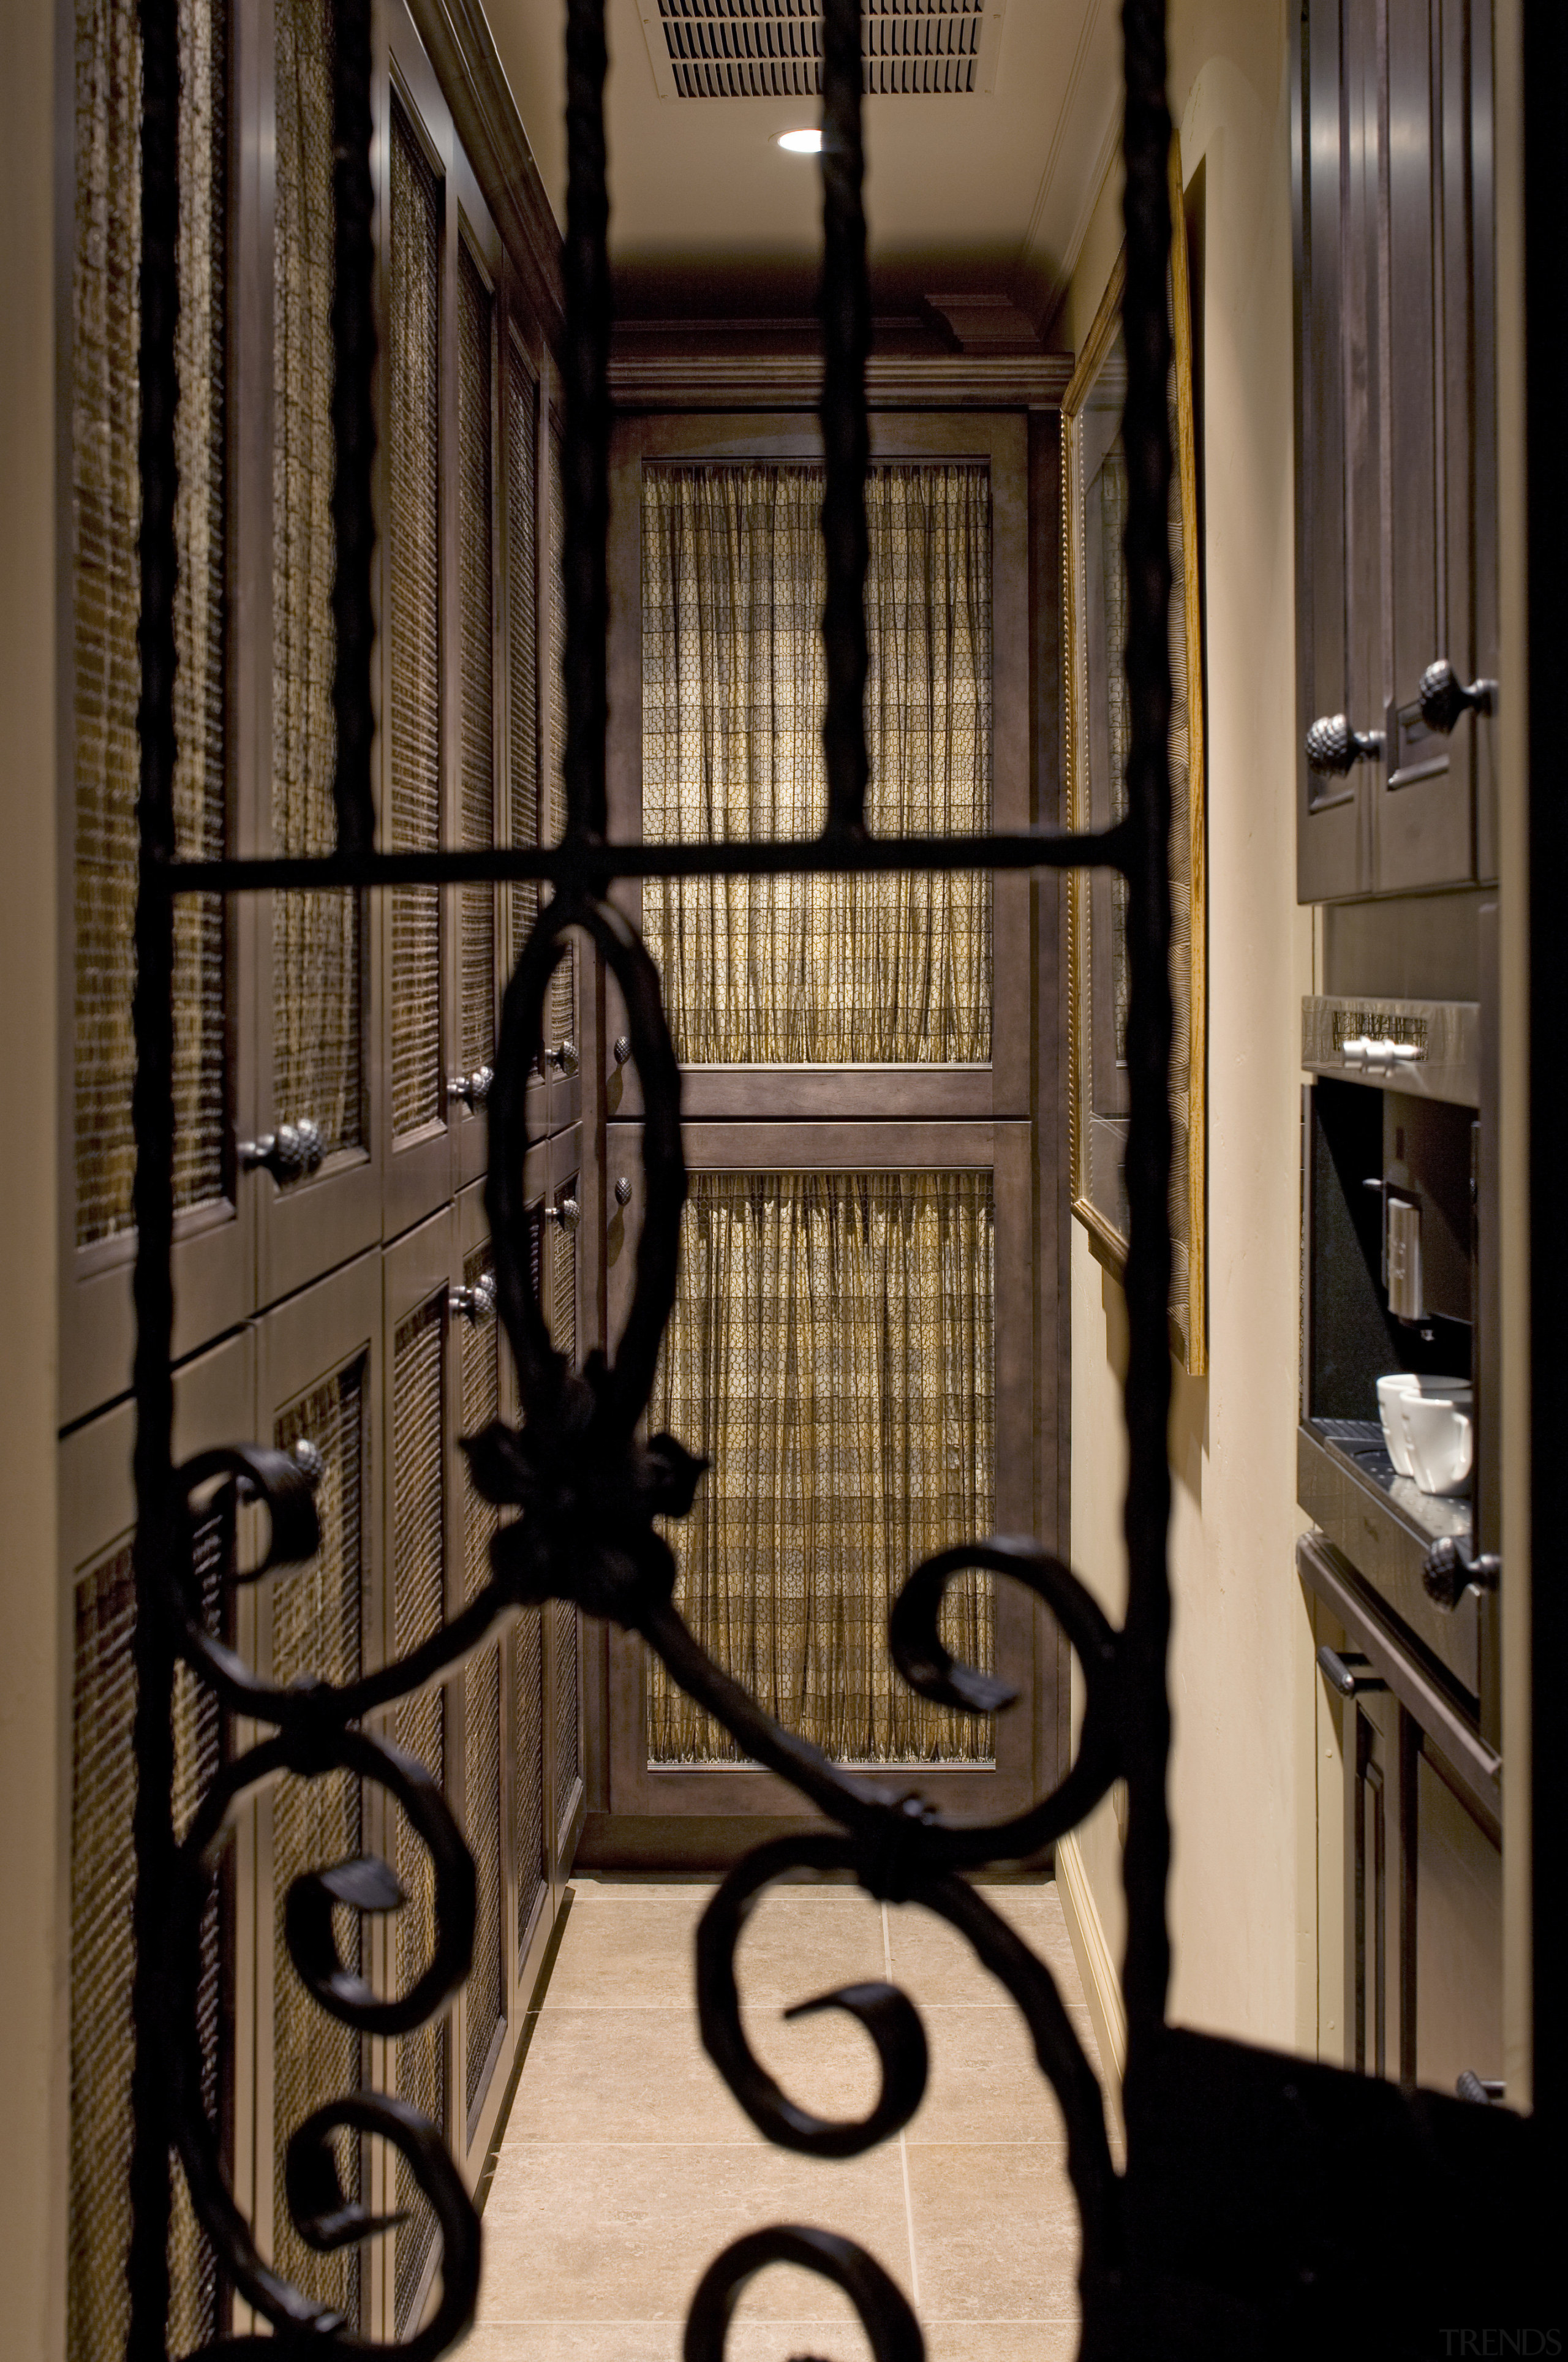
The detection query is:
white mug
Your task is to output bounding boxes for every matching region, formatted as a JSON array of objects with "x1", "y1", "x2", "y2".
[
  {"x1": 1376, "y1": 1375, "x2": 1469, "y2": 1479},
  {"x1": 1398, "y1": 1389, "x2": 1474, "y2": 1496}
]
